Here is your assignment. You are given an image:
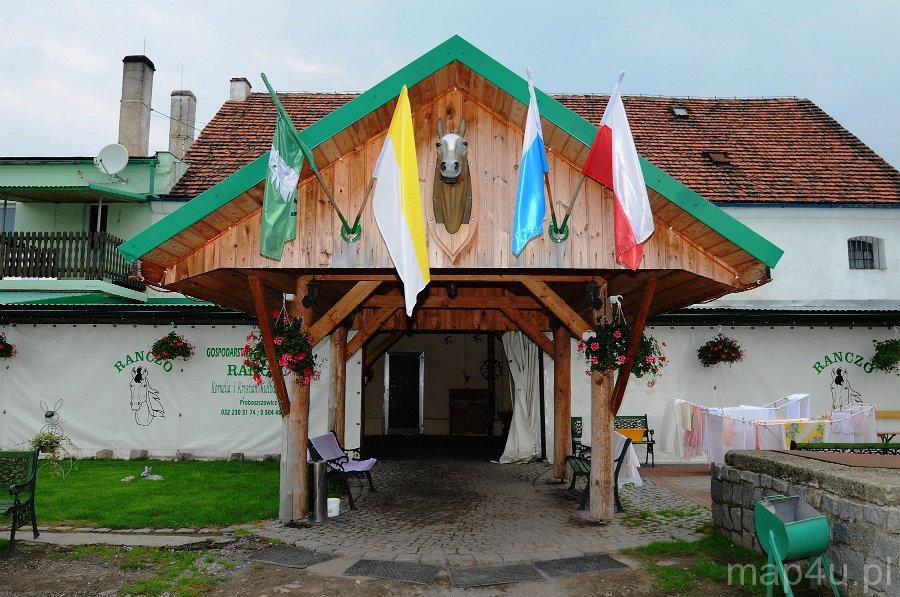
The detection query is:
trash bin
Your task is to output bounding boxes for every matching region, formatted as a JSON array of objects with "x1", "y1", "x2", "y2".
[
  {"x1": 754, "y1": 495, "x2": 841, "y2": 596},
  {"x1": 310, "y1": 460, "x2": 329, "y2": 523}
]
